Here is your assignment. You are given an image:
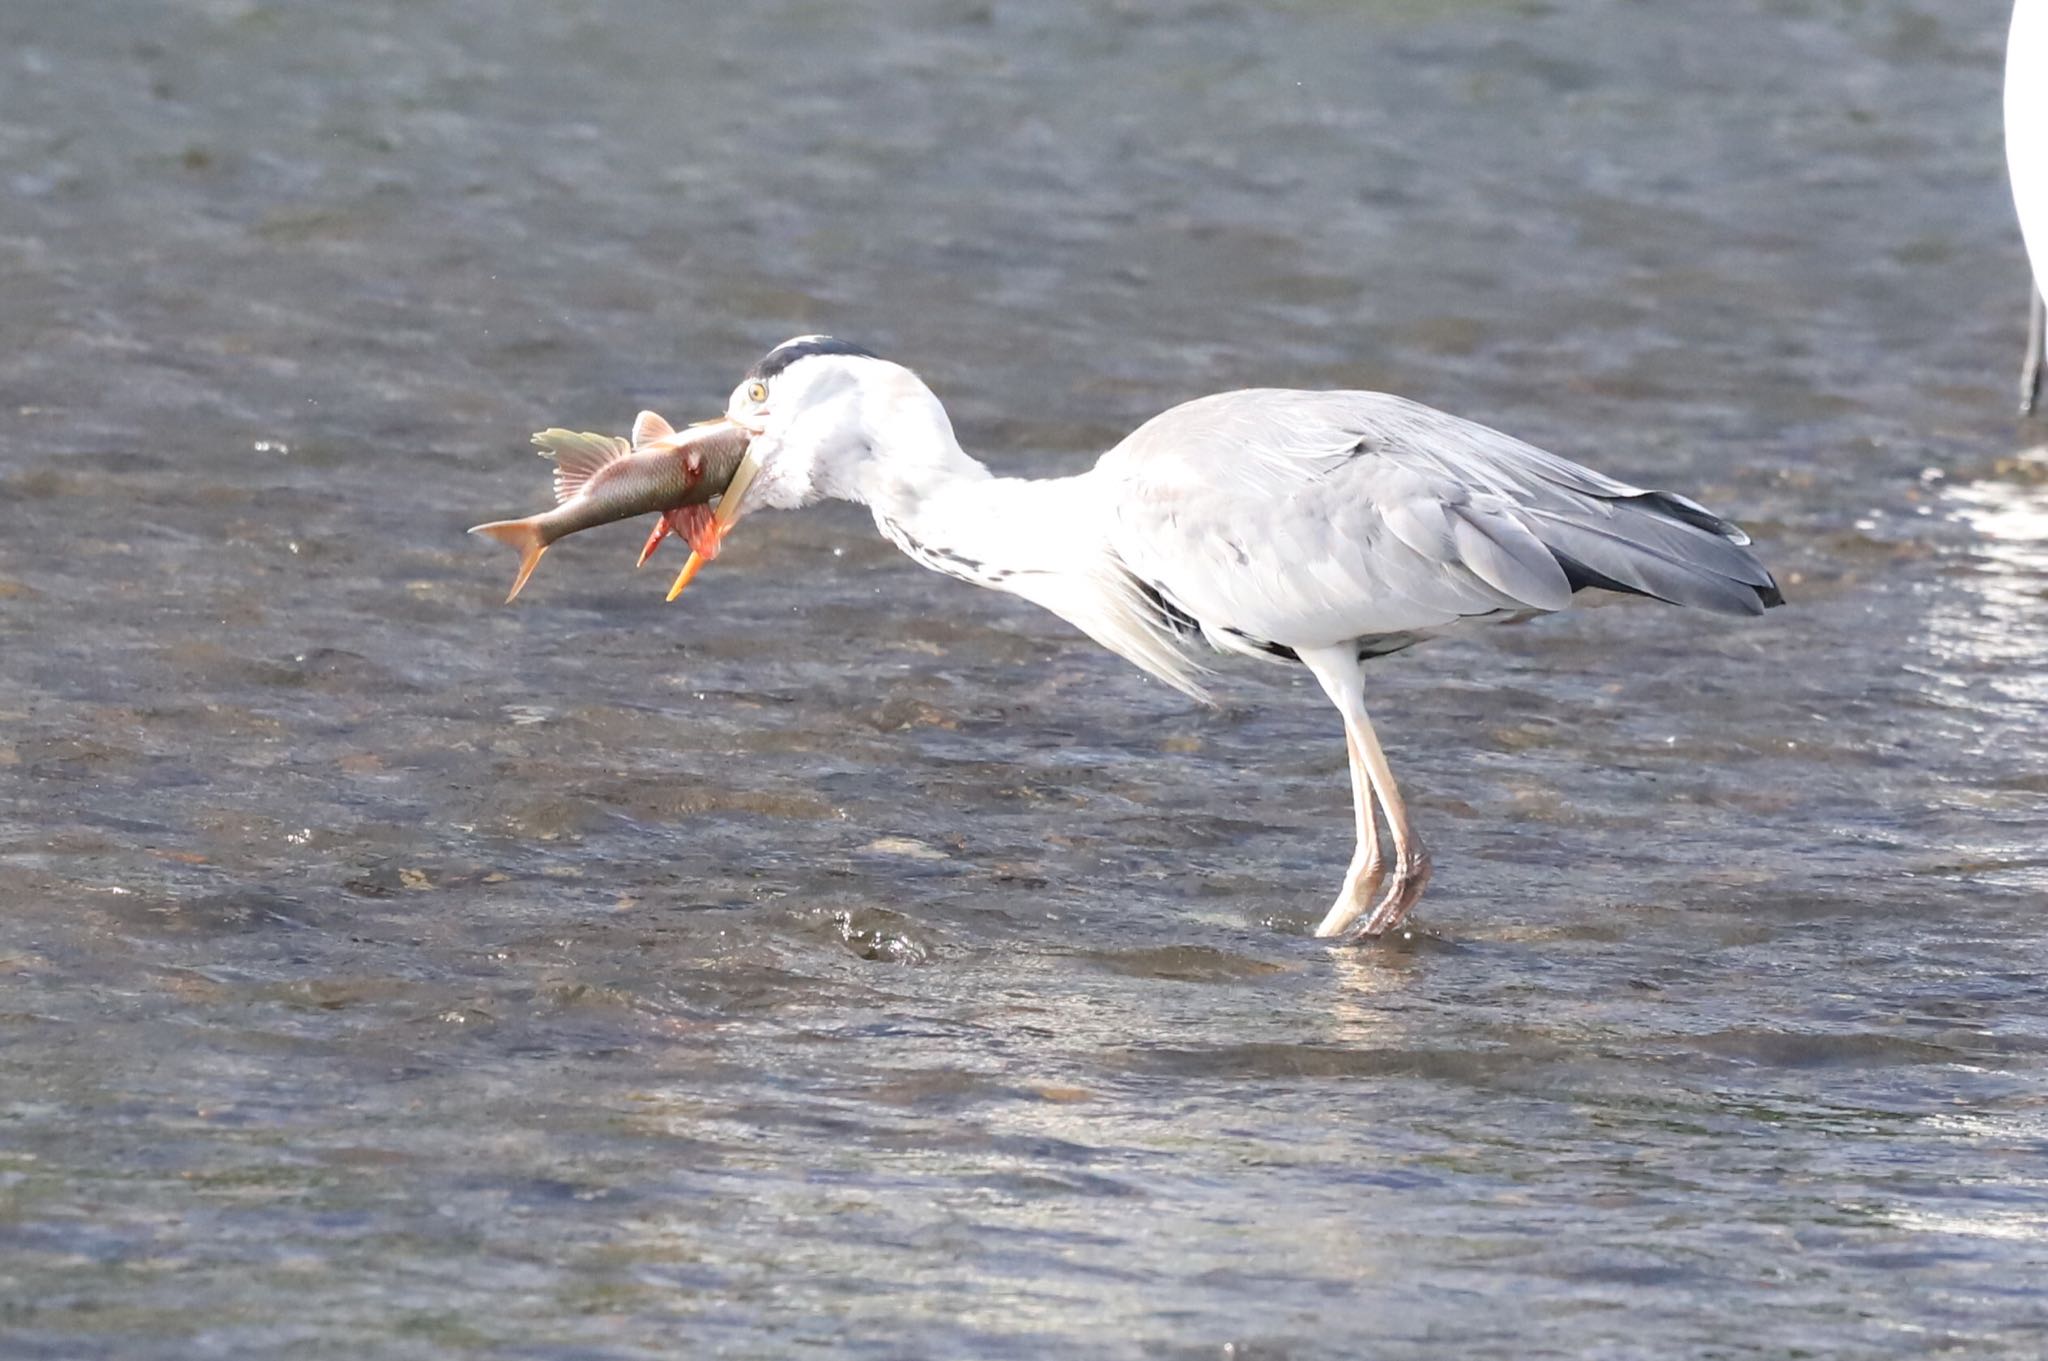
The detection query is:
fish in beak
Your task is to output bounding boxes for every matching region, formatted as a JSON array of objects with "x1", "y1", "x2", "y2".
[
  {"x1": 664, "y1": 441, "x2": 763, "y2": 601},
  {"x1": 630, "y1": 417, "x2": 755, "y2": 571},
  {"x1": 468, "y1": 413, "x2": 749, "y2": 603}
]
